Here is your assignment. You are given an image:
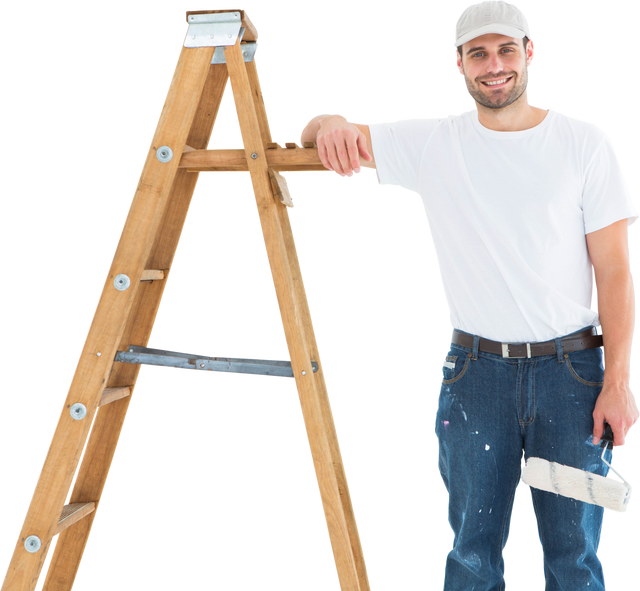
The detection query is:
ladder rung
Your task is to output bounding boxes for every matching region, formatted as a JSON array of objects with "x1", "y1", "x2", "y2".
[
  {"x1": 115, "y1": 345, "x2": 318, "y2": 377},
  {"x1": 141, "y1": 269, "x2": 165, "y2": 281},
  {"x1": 54, "y1": 502, "x2": 96, "y2": 536},
  {"x1": 179, "y1": 148, "x2": 326, "y2": 172},
  {"x1": 99, "y1": 387, "x2": 132, "y2": 406}
]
